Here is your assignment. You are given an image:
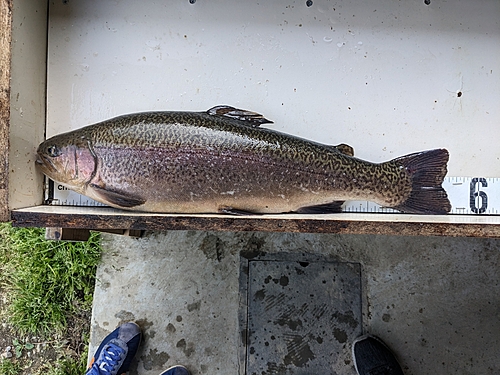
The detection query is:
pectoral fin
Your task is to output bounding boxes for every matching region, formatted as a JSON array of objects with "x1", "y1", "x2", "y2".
[
  {"x1": 207, "y1": 105, "x2": 273, "y2": 127},
  {"x1": 89, "y1": 183, "x2": 146, "y2": 208},
  {"x1": 295, "y1": 201, "x2": 344, "y2": 214}
]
